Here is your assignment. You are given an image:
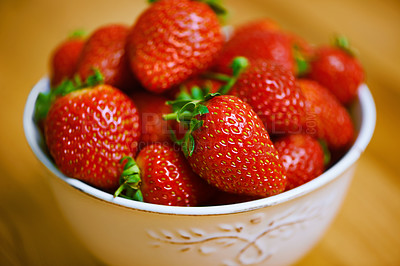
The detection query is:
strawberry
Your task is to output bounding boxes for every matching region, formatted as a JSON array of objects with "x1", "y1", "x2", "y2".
[
  {"x1": 50, "y1": 31, "x2": 85, "y2": 88},
  {"x1": 115, "y1": 144, "x2": 215, "y2": 206},
  {"x1": 232, "y1": 18, "x2": 281, "y2": 37},
  {"x1": 127, "y1": 0, "x2": 224, "y2": 93},
  {"x1": 76, "y1": 24, "x2": 136, "y2": 91},
  {"x1": 42, "y1": 75, "x2": 141, "y2": 191},
  {"x1": 274, "y1": 134, "x2": 325, "y2": 190},
  {"x1": 297, "y1": 79, "x2": 355, "y2": 150},
  {"x1": 308, "y1": 36, "x2": 364, "y2": 104},
  {"x1": 213, "y1": 23, "x2": 296, "y2": 75},
  {"x1": 165, "y1": 94, "x2": 287, "y2": 197},
  {"x1": 230, "y1": 60, "x2": 306, "y2": 135},
  {"x1": 130, "y1": 91, "x2": 174, "y2": 149}
]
